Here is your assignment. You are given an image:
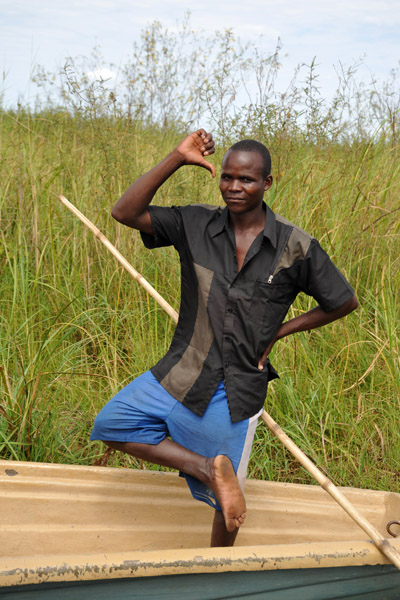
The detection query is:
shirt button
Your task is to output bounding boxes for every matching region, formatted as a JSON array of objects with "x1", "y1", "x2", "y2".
[
  {"x1": 224, "y1": 362, "x2": 230, "y2": 368},
  {"x1": 227, "y1": 308, "x2": 233, "y2": 313},
  {"x1": 225, "y1": 336, "x2": 231, "y2": 342}
]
